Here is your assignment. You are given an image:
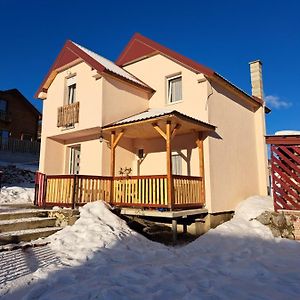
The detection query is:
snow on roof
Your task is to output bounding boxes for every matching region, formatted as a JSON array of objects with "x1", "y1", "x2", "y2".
[
  {"x1": 275, "y1": 130, "x2": 300, "y2": 136},
  {"x1": 73, "y1": 42, "x2": 148, "y2": 88}
]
